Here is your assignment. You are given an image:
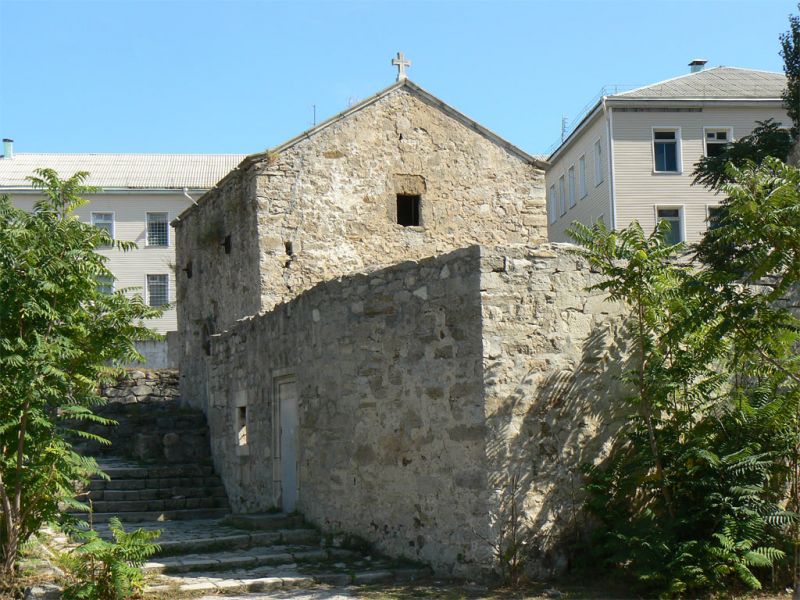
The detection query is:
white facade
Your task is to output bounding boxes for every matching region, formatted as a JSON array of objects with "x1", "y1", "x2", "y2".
[
  {"x1": 0, "y1": 152, "x2": 245, "y2": 333},
  {"x1": 546, "y1": 66, "x2": 789, "y2": 244}
]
